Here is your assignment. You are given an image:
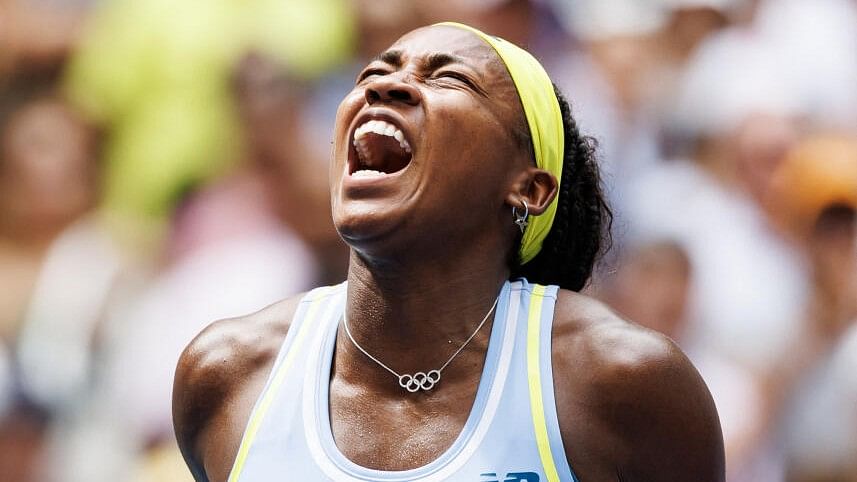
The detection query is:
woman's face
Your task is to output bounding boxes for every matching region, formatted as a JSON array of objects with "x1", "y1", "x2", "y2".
[
  {"x1": 0, "y1": 99, "x2": 98, "y2": 233},
  {"x1": 330, "y1": 25, "x2": 527, "y2": 257}
]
